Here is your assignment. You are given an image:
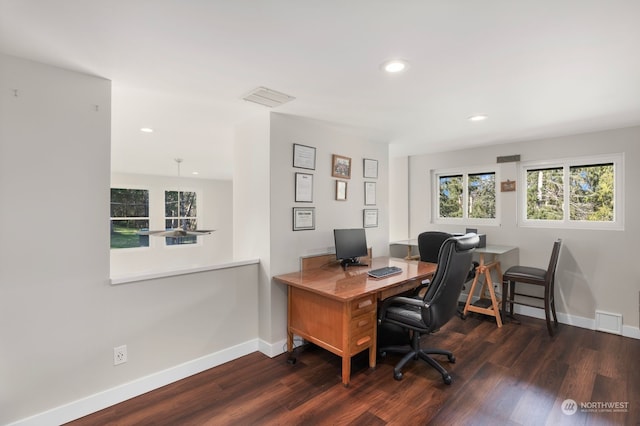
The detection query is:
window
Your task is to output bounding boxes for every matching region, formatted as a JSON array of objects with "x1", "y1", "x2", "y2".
[
  {"x1": 468, "y1": 172, "x2": 496, "y2": 219},
  {"x1": 434, "y1": 167, "x2": 498, "y2": 225},
  {"x1": 525, "y1": 167, "x2": 564, "y2": 220},
  {"x1": 520, "y1": 154, "x2": 623, "y2": 229},
  {"x1": 110, "y1": 188, "x2": 149, "y2": 249},
  {"x1": 165, "y1": 190, "x2": 199, "y2": 245},
  {"x1": 438, "y1": 175, "x2": 463, "y2": 218}
]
